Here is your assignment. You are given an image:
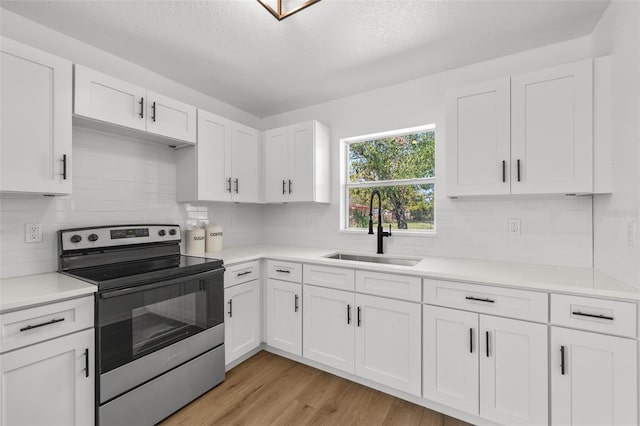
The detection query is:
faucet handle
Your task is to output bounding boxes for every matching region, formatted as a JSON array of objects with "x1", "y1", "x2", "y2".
[{"x1": 388, "y1": 224, "x2": 392, "y2": 236}]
